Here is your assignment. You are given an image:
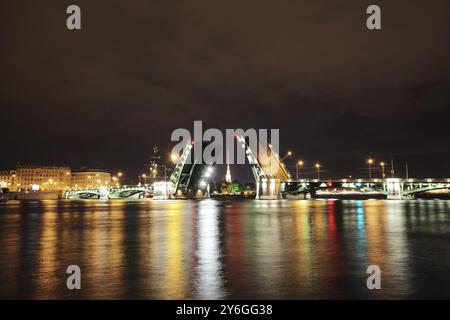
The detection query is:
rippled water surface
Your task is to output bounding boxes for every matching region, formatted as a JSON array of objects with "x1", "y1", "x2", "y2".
[{"x1": 0, "y1": 199, "x2": 449, "y2": 299}]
